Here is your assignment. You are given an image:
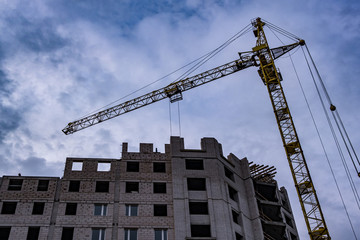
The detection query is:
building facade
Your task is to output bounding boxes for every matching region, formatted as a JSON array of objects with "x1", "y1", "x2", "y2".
[{"x1": 0, "y1": 137, "x2": 299, "y2": 240}]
